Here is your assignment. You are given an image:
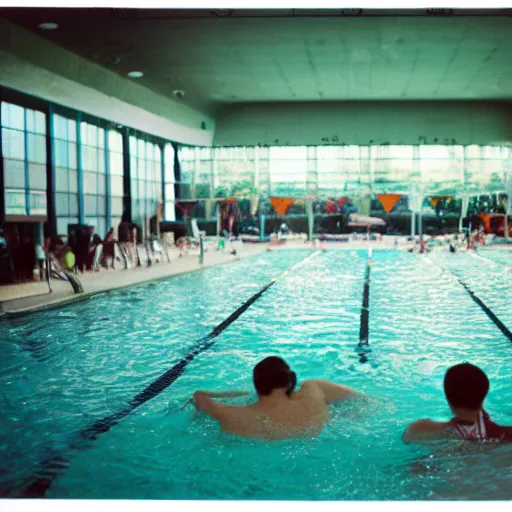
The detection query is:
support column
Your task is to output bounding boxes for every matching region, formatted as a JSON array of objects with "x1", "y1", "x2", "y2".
[
  {"x1": 199, "y1": 236, "x2": 204, "y2": 264},
  {"x1": 105, "y1": 128, "x2": 112, "y2": 230},
  {"x1": 459, "y1": 193, "x2": 469, "y2": 232},
  {"x1": 216, "y1": 203, "x2": 221, "y2": 237},
  {"x1": 307, "y1": 199, "x2": 314, "y2": 241},
  {"x1": 45, "y1": 103, "x2": 57, "y2": 241},
  {"x1": 418, "y1": 195, "x2": 423, "y2": 240},
  {"x1": 160, "y1": 143, "x2": 166, "y2": 217},
  {"x1": 76, "y1": 112, "x2": 85, "y2": 224},
  {"x1": 209, "y1": 148, "x2": 216, "y2": 220},
  {"x1": 410, "y1": 198, "x2": 416, "y2": 237},
  {"x1": 0, "y1": 89, "x2": 4, "y2": 229},
  {"x1": 412, "y1": 145, "x2": 421, "y2": 238},
  {"x1": 24, "y1": 109, "x2": 30, "y2": 216},
  {"x1": 505, "y1": 151, "x2": 512, "y2": 215},
  {"x1": 121, "y1": 128, "x2": 132, "y2": 223},
  {"x1": 505, "y1": 151, "x2": 512, "y2": 238},
  {"x1": 173, "y1": 142, "x2": 181, "y2": 221},
  {"x1": 251, "y1": 147, "x2": 260, "y2": 217},
  {"x1": 259, "y1": 213, "x2": 266, "y2": 241}
]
